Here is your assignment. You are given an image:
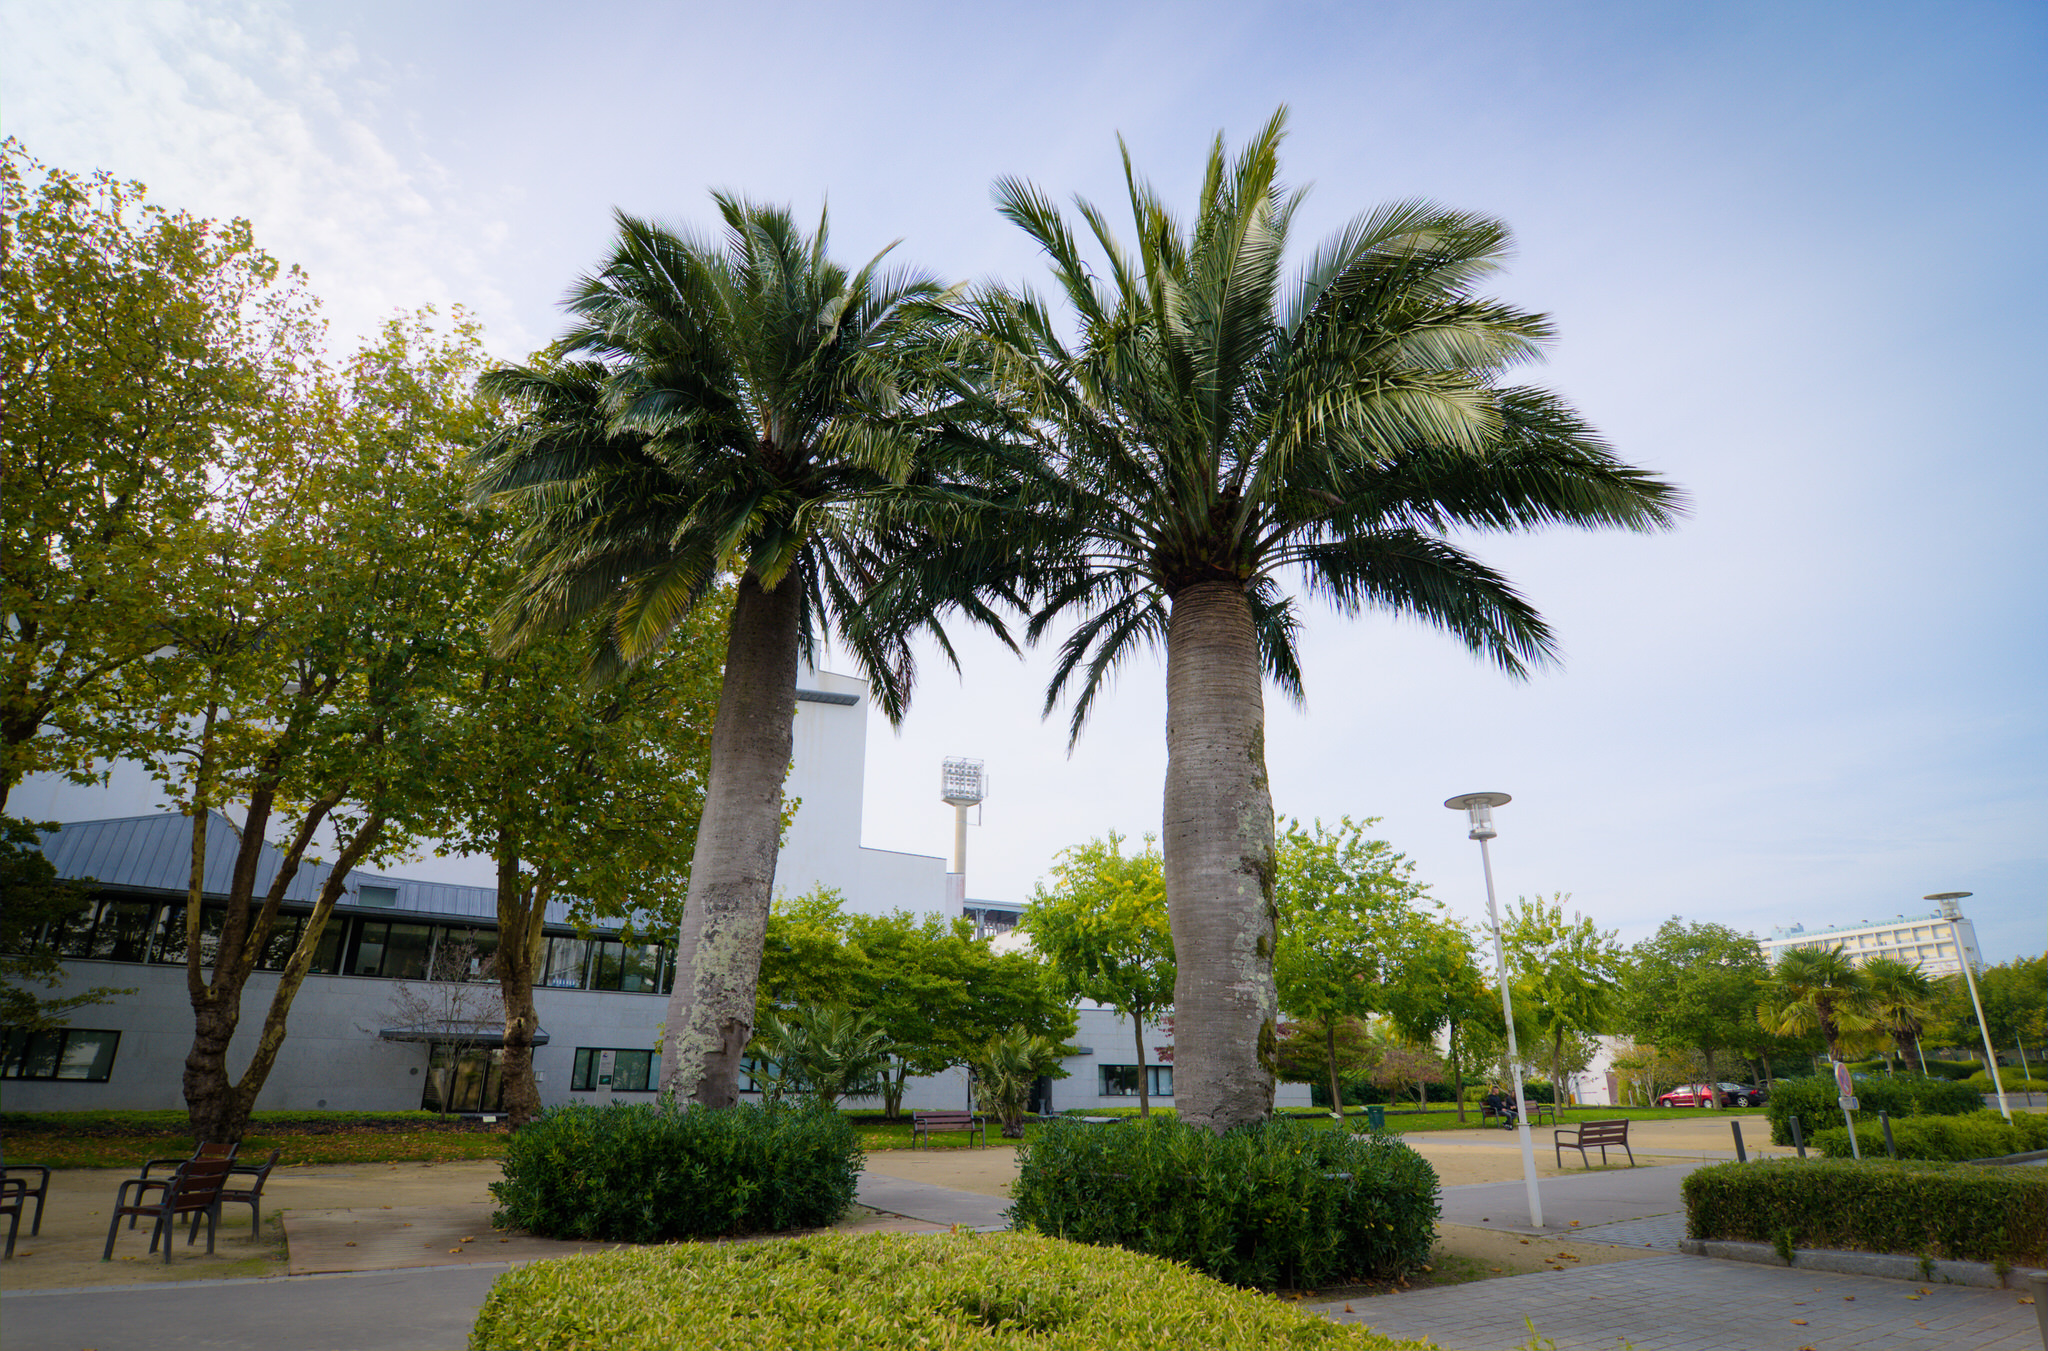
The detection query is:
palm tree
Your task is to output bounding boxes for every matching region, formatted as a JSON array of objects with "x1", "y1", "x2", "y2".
[
  {"x1": 749, "y1": 1003, "x2": 895, "y2": 1111},
  {"x1": 472, "y1": 199, "x2": 961, "y2": 1108},
  {"x1": 918, "y1": 110, "x2": 1683, "y2": 1132},
  {"x1": 1760, "y1": 946, "x2": 1872, "y2": 1064},
  {"x1": 1861, "y1": 956, "x2": 1936, "y2": 1074},
  {"x1": 972, "y1": 1026, "x2": 1067, "y2": 1138}
]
